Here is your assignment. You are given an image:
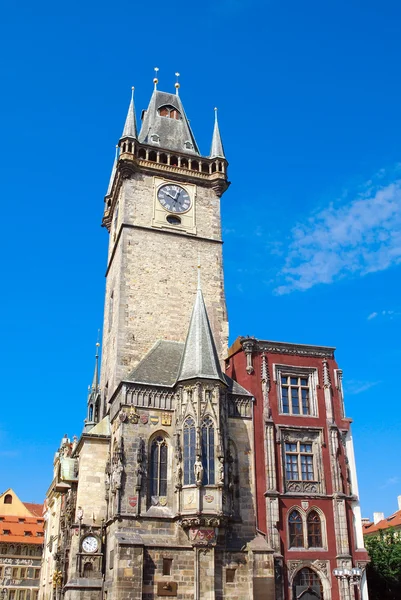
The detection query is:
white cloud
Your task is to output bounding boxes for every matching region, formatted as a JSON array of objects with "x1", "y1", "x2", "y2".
[
  {"x1": 344, "y1": 380, "x2": 380, "y2": 395},
  {"x1": 275, "y1": 169, "x2": 401, "y2": 294},
  {"x1": 367, "y1": 309, "x2": 401, "y2": 321}
]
